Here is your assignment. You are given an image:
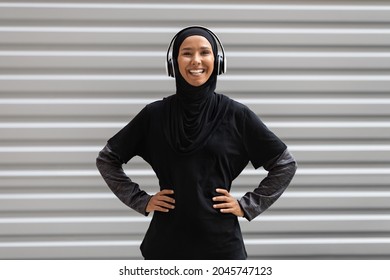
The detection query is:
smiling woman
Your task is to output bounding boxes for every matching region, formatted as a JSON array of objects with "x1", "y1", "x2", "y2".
[
  {"x1": 177, "y1": 36, "x2": 215, "y2": 87},
  {"x1": 96, "y1": 26, "x2": 297, "y2": 260}
]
